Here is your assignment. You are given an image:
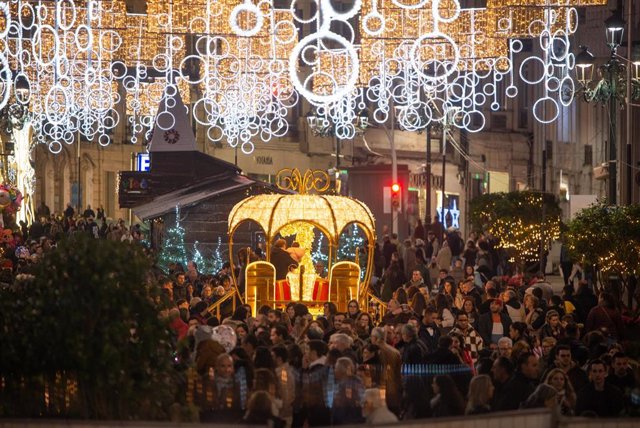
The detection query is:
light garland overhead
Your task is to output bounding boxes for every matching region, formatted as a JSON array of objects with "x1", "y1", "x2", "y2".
[{"x1": 0, "y1": 0, "x2": 608, "y2": 154}]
